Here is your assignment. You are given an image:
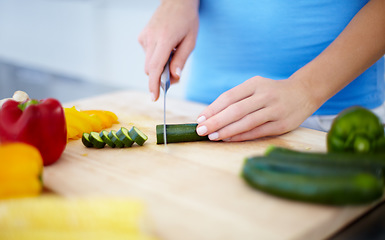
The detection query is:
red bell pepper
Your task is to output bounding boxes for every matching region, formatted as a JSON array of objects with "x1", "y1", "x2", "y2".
[{"x1": 0, "y1": 98, "x2": 67, "y2": 166}]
